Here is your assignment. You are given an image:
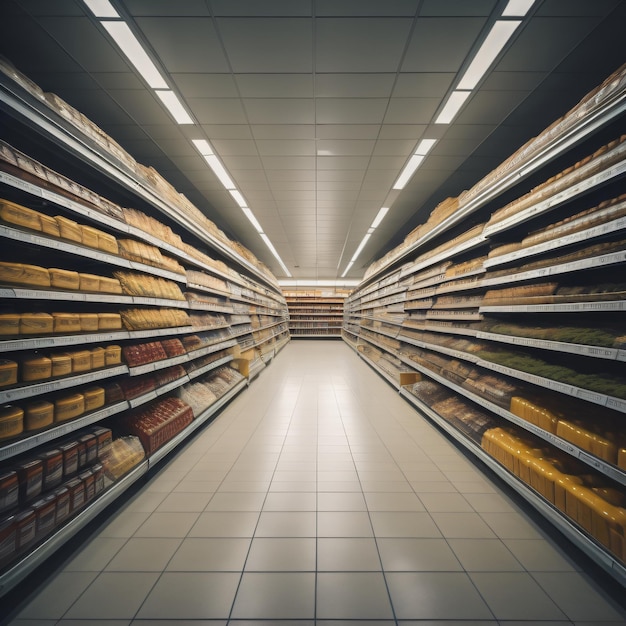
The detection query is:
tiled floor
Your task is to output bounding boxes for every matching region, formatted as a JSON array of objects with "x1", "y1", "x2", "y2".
[{"x1": 6, "y1": 340, "x2": 626, "y2": 625}]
